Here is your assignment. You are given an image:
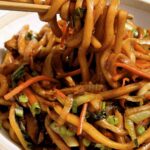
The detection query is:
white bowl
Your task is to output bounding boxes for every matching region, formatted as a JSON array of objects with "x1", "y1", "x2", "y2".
[{"x1": 0, "y1": 2, "x2": 149, "y2": 150}]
